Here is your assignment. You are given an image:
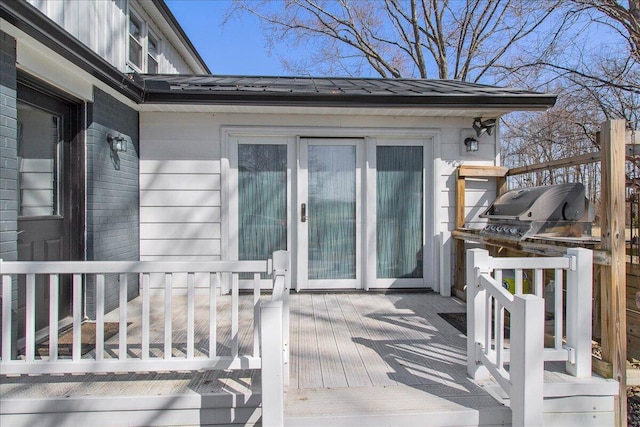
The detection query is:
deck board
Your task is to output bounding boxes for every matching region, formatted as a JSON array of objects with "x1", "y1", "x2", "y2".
[
  {"x1": 296, "y1": 294, "x2": 323, "y2": 389},
  {"x1": 324, "y1": 294, "x2": 373, "y2": 387},
  {"x1": 336, "y1": 294, "x2": 398, "y2": 387},
  {"x1": 347, "y1": 293, "x2": 428, "y2": 386},
  {"x1": 289, "y1": 290, "x2": 300, "y2": 388},
  {"x1": 311, "y1": 294, "x2": 348, "y2": 388}
]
